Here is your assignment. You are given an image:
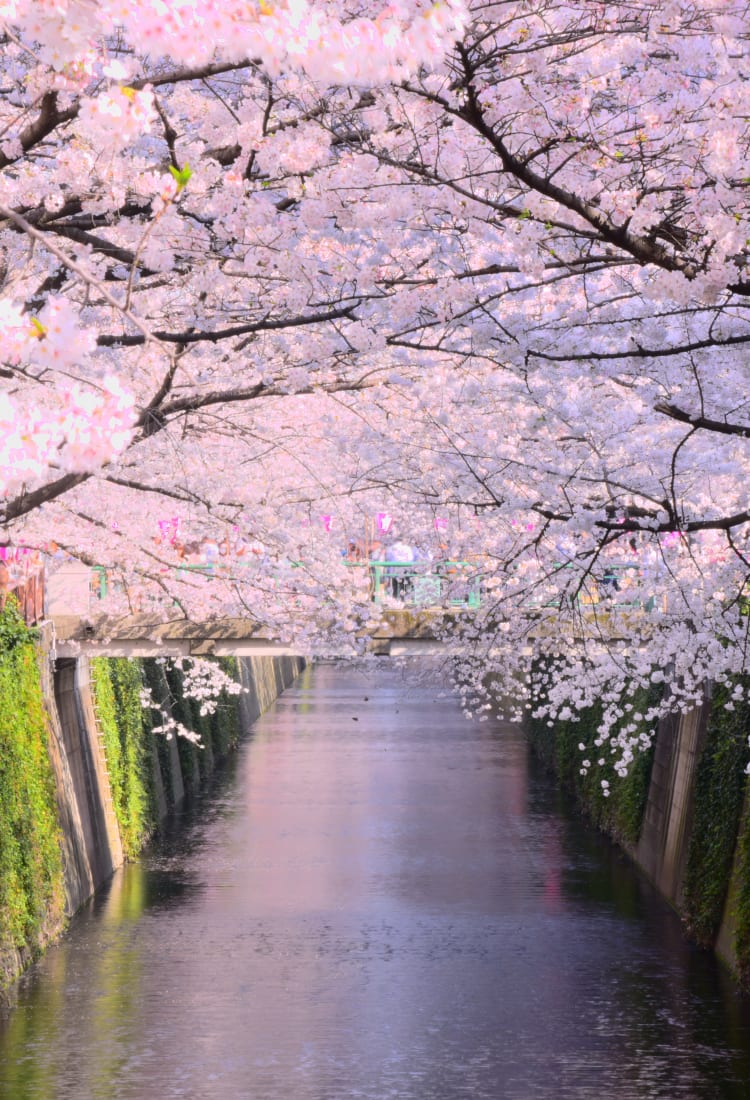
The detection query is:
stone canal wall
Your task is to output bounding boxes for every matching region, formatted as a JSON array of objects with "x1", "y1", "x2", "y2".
[
  {"x1": 0, "y1": 607, "x2": 304, "y2": 995},
  {"x1": 528, "y1": 679, "x2": 750, "y2": 985}
]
